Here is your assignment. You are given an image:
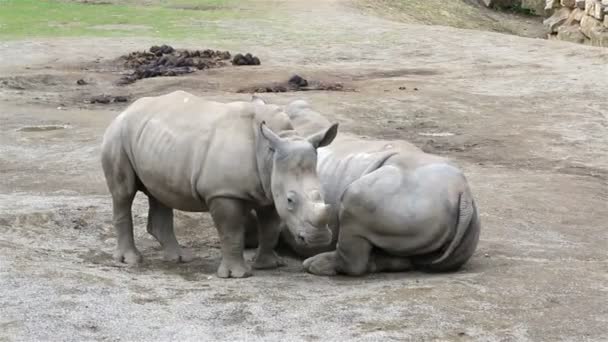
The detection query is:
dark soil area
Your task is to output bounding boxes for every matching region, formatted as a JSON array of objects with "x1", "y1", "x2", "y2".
[{"x1": 116, "y1": 45, "x2": 260, "y2": 85}]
